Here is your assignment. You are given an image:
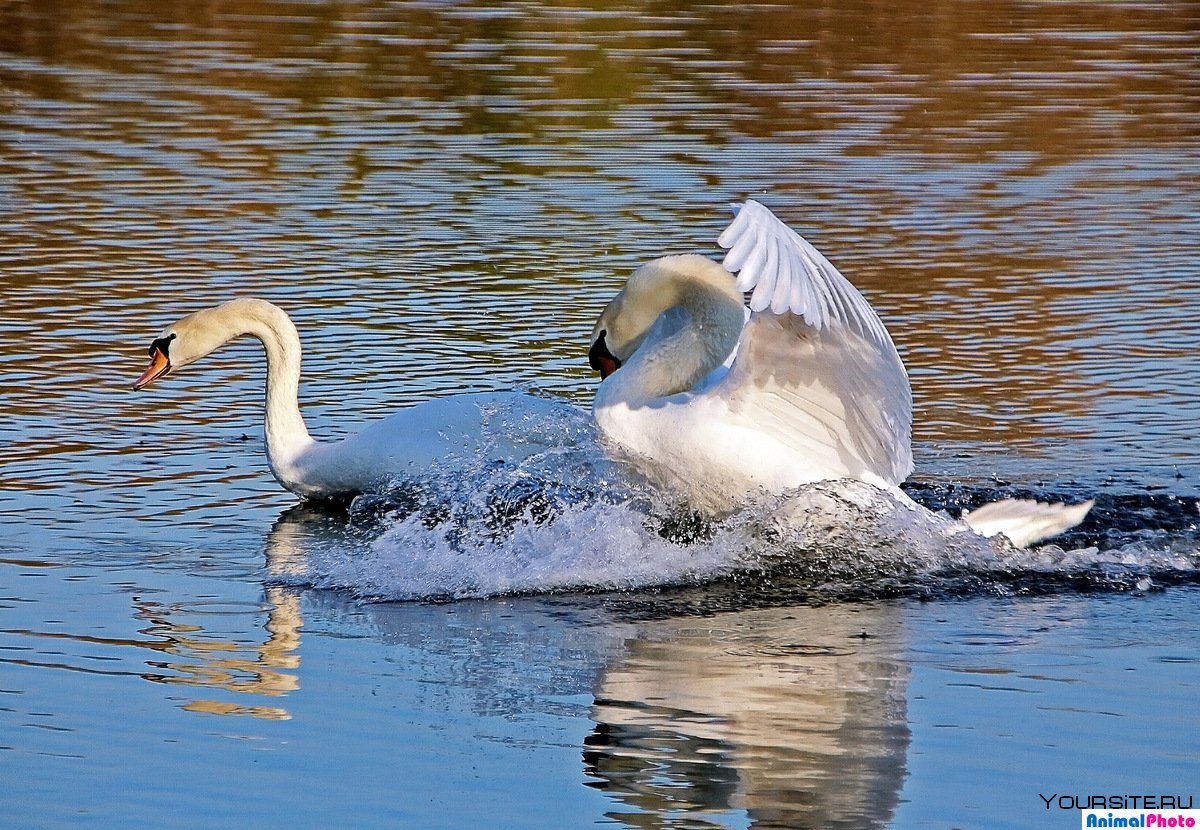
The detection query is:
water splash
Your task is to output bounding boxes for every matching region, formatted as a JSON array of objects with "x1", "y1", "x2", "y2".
[{"x1": 271, "y1": 459, "x2": 1200, "y2": 602}]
